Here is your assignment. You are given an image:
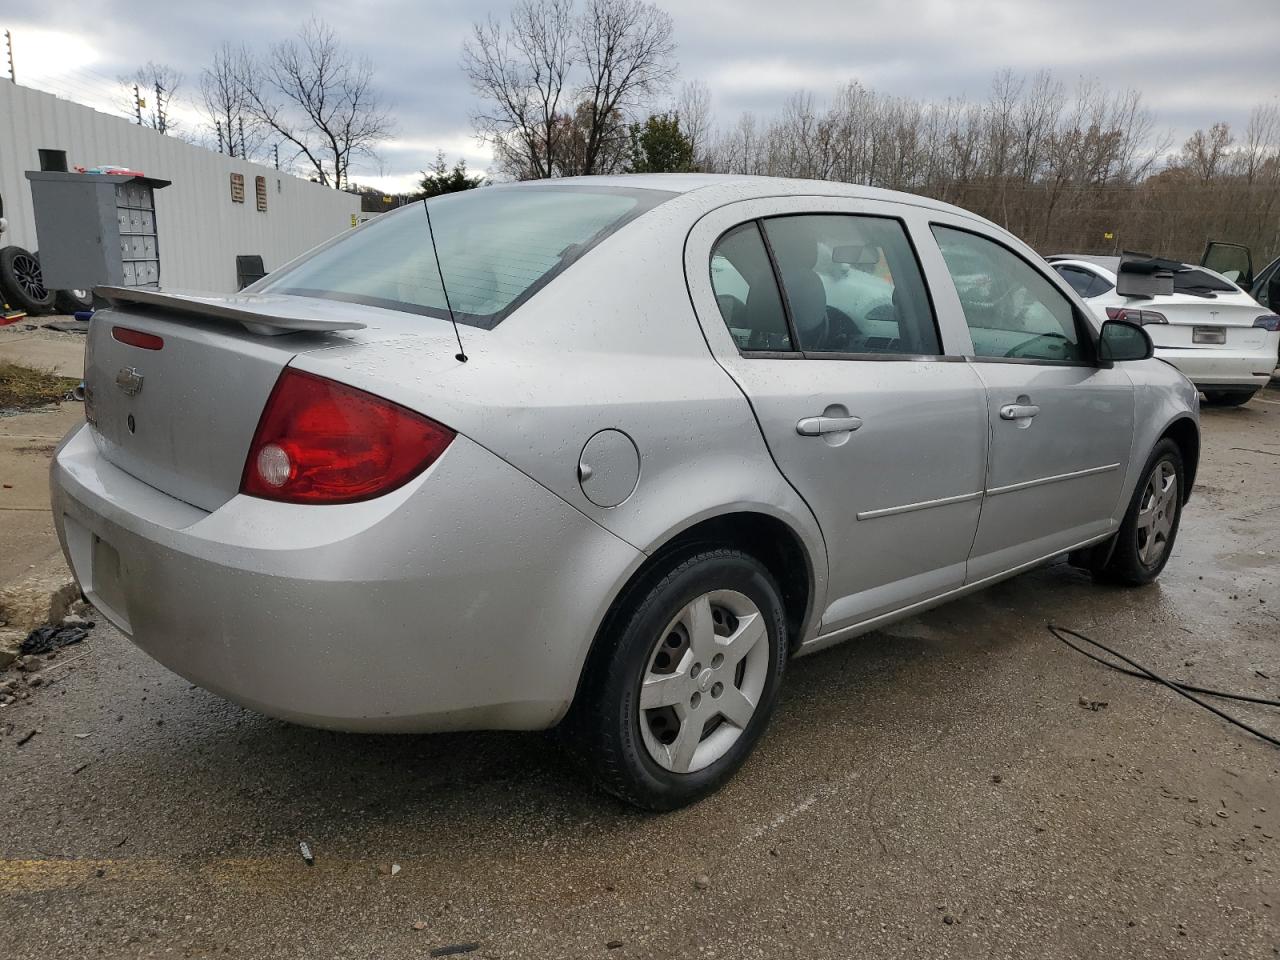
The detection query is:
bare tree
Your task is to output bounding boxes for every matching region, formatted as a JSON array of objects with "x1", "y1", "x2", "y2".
[
  {"x1": 463, "y1": 0, "x2": 574, "y2": 179},
  {"x1": 199, "y1": 44, "x2": 264, "y2": 160},
  {"x1": 462, "y1": 0, "x2": 676, "y2": 179},
  {"x1": 675, "y1": 79, "x2": 712, "y2": 165},
  {"x1": 118, "y1": 62, "x2": 183, "y2": 135},
  {"x1": 1180, "y1": 121, "x2": 1233, "y2": 183},
  {"x1": 237, "y1": 18, "x2": 394, "y2": 188},
  {"x1": 1234, "y1": 102, "x2": 1280, "y2": 184},
  {"x1": 576, "y1": 0, "x2": 676, "y2": 175}
]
